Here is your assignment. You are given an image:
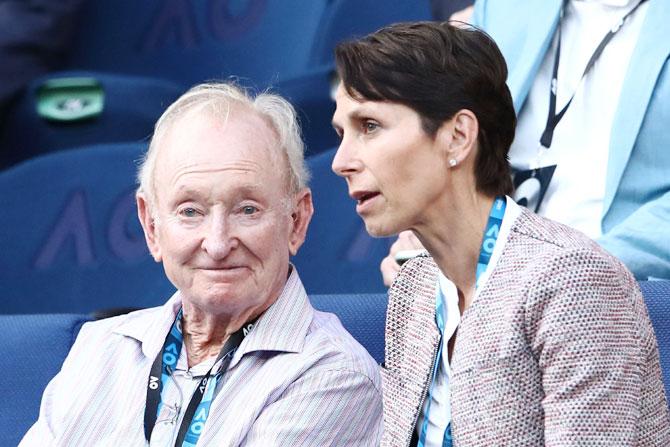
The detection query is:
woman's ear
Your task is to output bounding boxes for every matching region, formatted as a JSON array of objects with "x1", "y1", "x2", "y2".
[{"x1": 436, "y1": 109, "x2": 479, "y2": 168}]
